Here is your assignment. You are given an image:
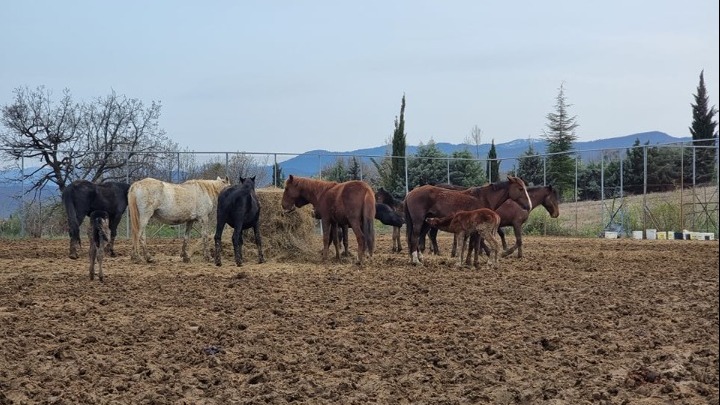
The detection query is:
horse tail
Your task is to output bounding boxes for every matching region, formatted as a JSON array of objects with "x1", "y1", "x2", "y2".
[
  {"x1": 127, "y1": 185, "x2": 140, "y2": 245},
  {"x1": 363, "y1": 190, "x2": 375, "y2": 255},
  {"x1": 61, "y1": 184, "x2": 80, "y2": 242}
]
